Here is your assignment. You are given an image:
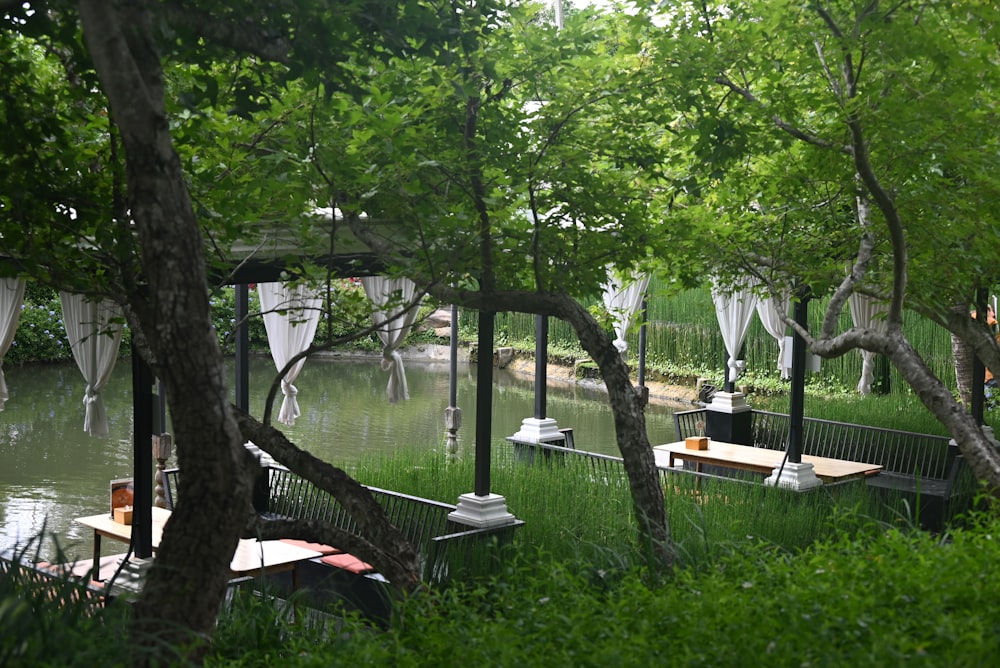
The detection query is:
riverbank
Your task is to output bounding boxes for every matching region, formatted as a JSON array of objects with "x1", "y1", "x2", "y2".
[
  {"x1": 501, "y1": 355, "x2": 700, "y2": 409},
  {"x1": 317, "y1": 343, "x2": 701, "y2": 409}
]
